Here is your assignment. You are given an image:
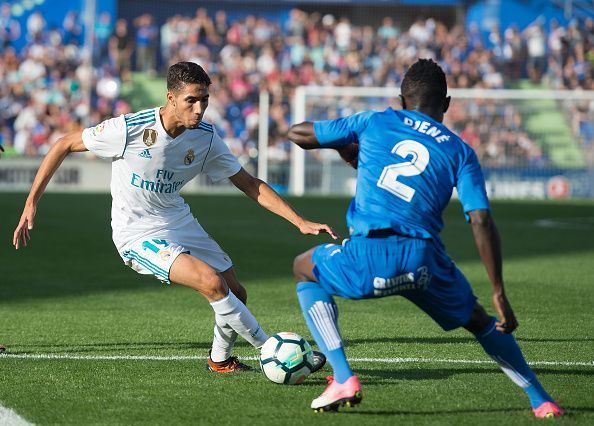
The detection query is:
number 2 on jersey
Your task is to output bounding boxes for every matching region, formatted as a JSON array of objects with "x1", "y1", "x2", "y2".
[{"x1": 377, "y1": 140, "x2": 430, "y2": 202}]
